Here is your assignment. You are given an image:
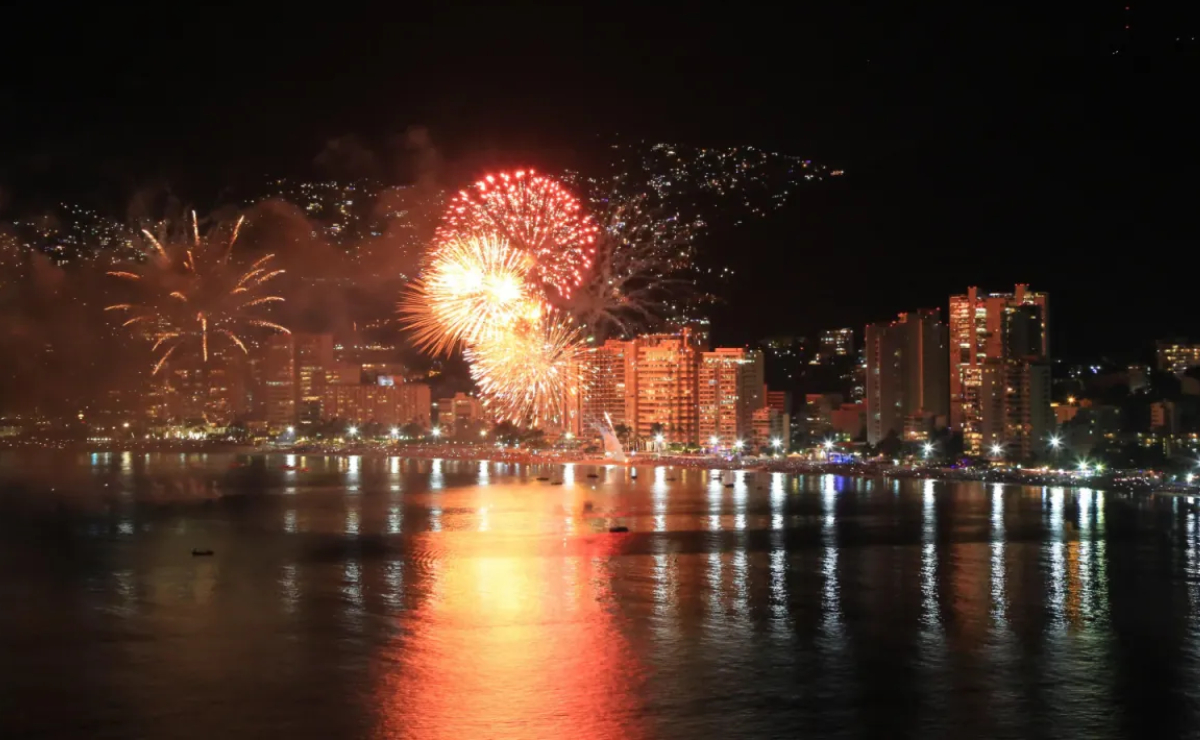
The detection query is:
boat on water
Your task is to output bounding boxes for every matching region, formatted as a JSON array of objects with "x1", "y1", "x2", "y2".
[{"x1": 191, "y1": 549, "x2": 214, "y2": 557}]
